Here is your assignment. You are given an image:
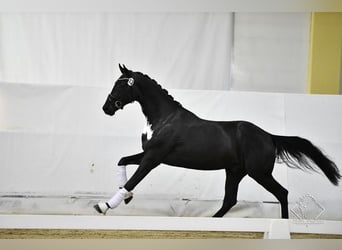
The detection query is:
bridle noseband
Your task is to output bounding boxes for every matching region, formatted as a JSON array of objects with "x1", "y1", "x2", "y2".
[
  {"x1": 107, "y1": 77, "x2": 135, "y2": 110},
  {"x1": 107, "y1": 93, "x2": 123, "y2": 110}
]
